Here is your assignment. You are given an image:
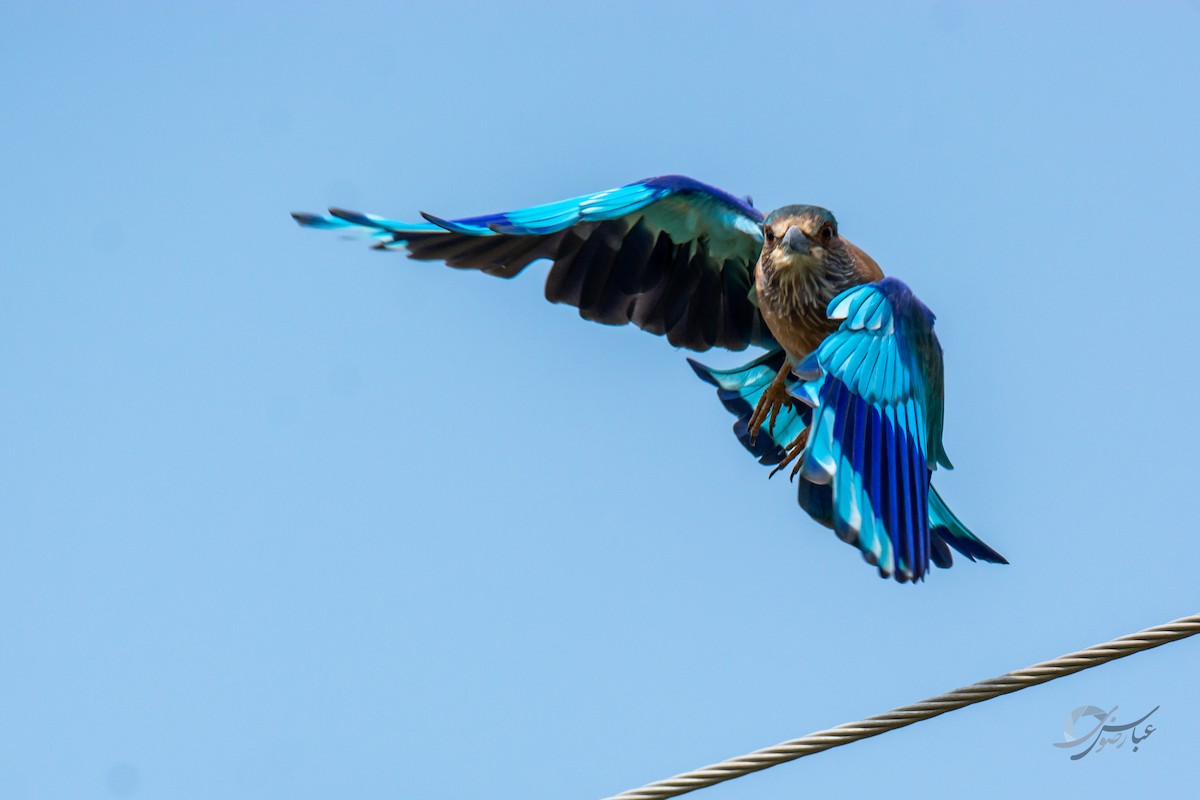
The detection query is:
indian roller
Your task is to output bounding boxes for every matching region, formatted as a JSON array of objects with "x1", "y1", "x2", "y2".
[{"x1": 293, "y1": 175, "x2": 1007, "y2": 583}]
